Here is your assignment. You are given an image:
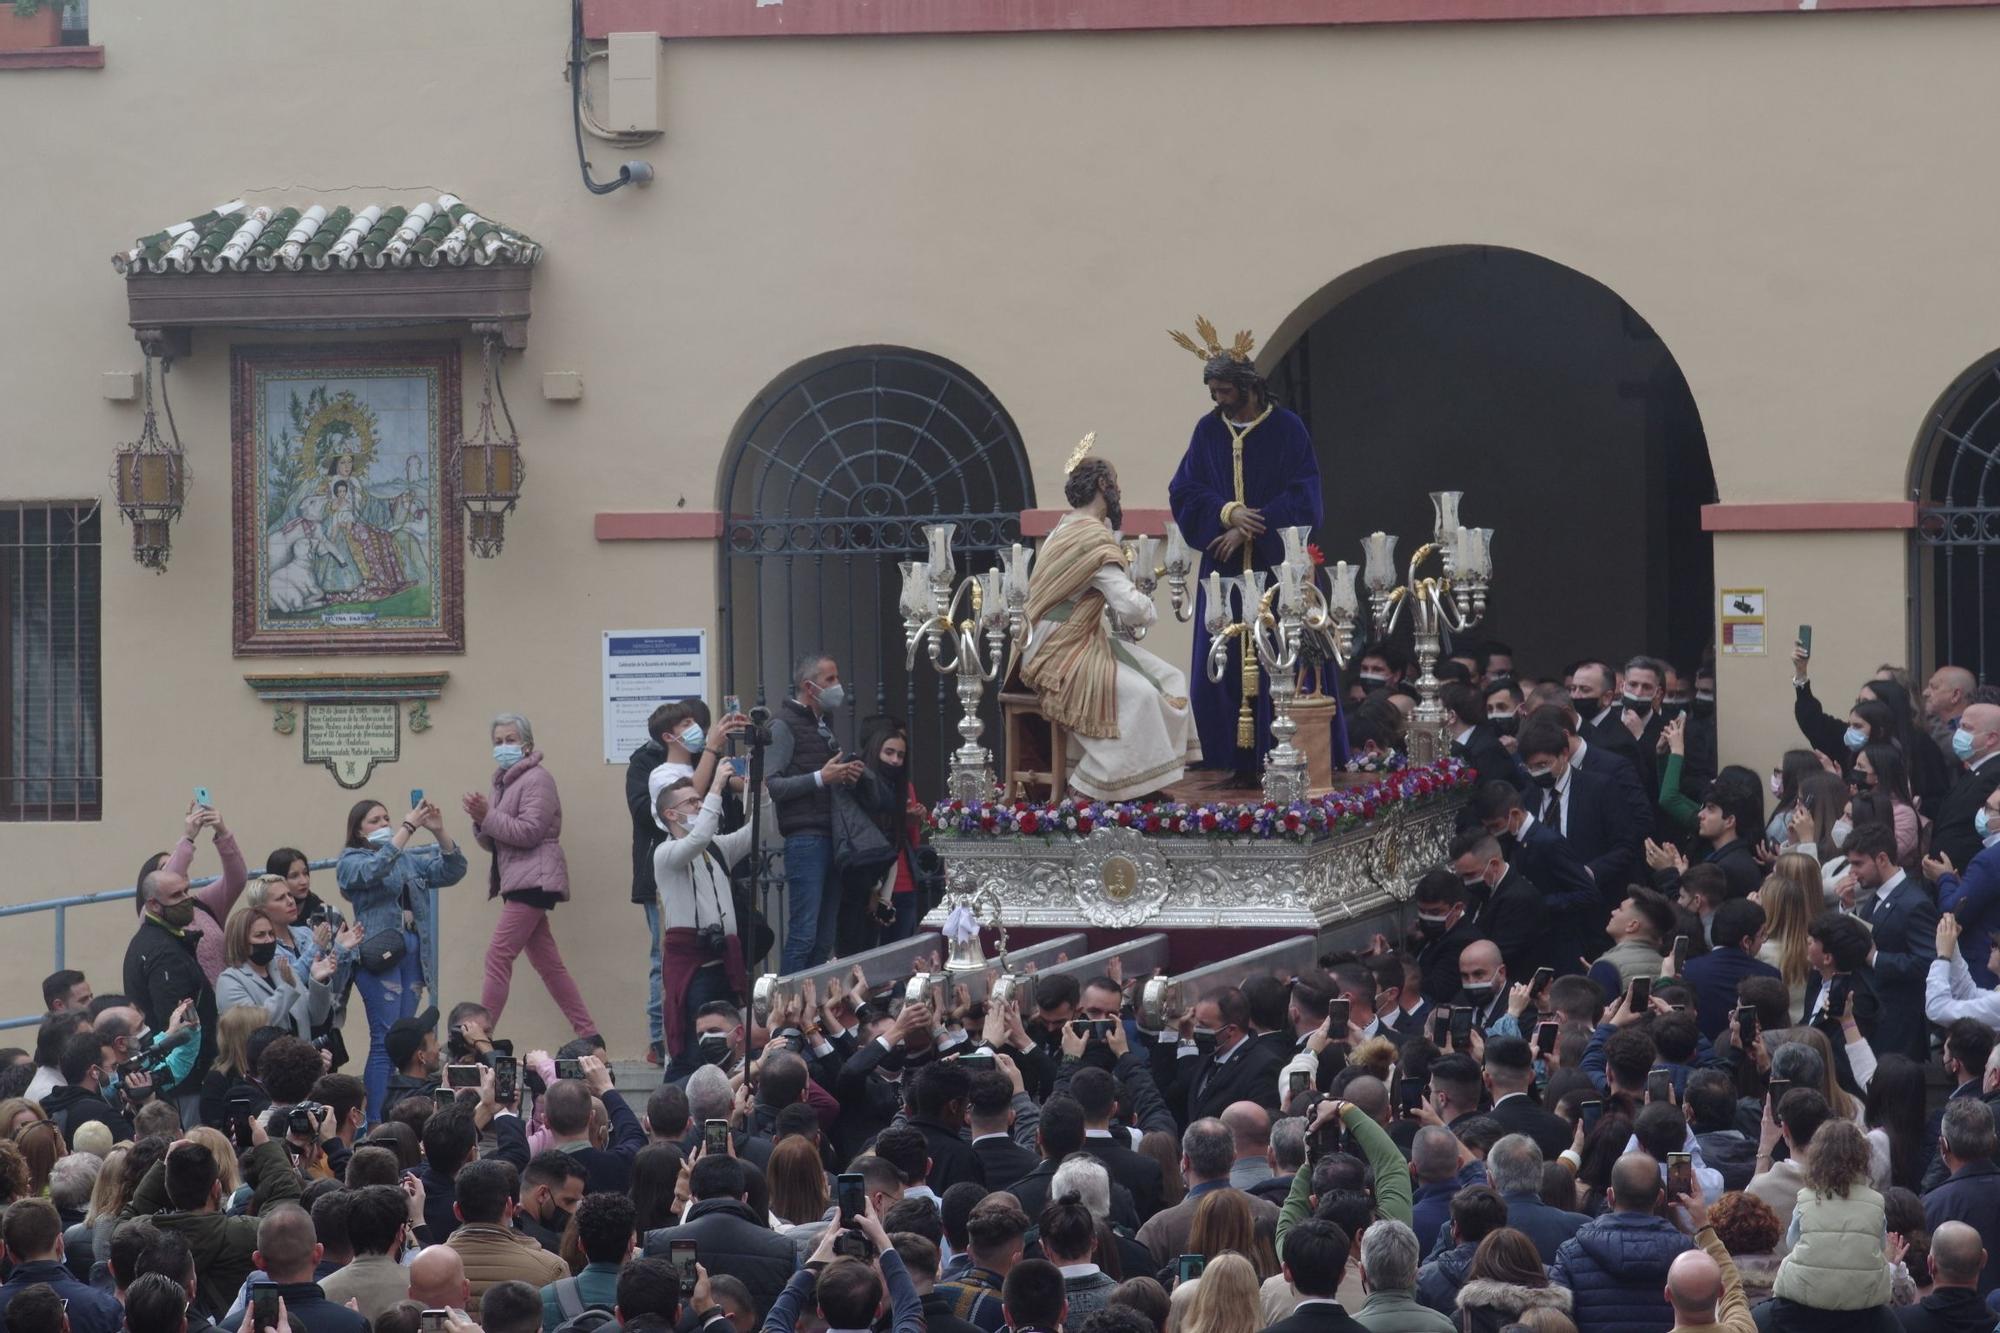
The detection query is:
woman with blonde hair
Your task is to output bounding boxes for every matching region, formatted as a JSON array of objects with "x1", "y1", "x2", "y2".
[
  {"x1": 199, "y1": 1006, "x2": 271, "y2": 1129},
  {"x1": 14, "y1": 1118, "x2": 65, "y2": 1196},
  {"x1": 1173, "y1": 1252, "x2": 1261, "y2": 1333},
  {"x1": 1756, "y1": 859, "x2": 1819, "y2": 1021},
  {"x1": 0, "y1": 1099, "x2": 46, "y2": 1140},
  {"x1": 217, "y1": 907, "x2": 333, "y2": 1039},
  {"x1": 183, "y1": 1126, "x2": 243, "y2": 1197},
  {"x1": 1769, "y1": 1028, "x2": 1862, "y2": 1123}
]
